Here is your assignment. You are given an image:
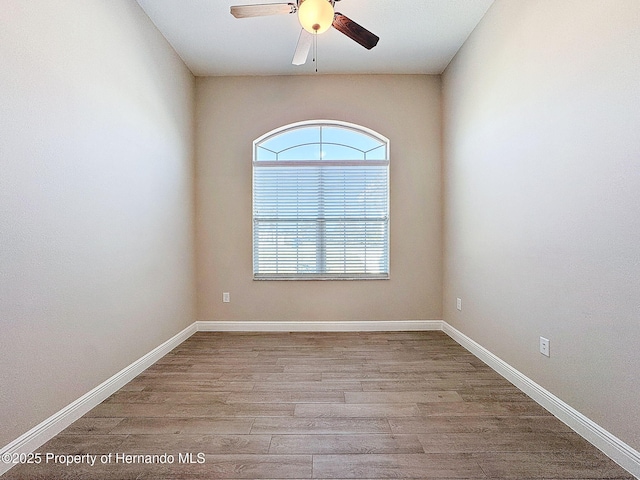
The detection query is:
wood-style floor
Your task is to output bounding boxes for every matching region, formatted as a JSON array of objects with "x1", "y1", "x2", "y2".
[{"x1": 3, "y1": 331, "x2": 633, "y2": 479}]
